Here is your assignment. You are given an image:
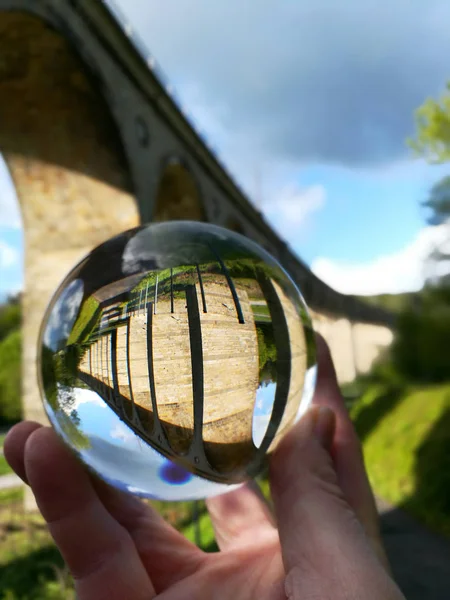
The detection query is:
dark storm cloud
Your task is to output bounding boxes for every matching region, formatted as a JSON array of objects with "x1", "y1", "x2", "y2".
[{"x1": 115, "y1": 0, "x2": 450, "y2": 166}]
